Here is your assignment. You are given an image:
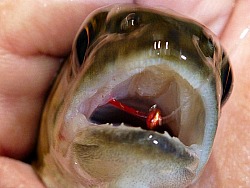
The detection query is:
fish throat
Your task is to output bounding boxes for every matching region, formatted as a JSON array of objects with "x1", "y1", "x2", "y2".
[{"x1": 92, "y1": 98, "x2": 166, "y2": 133}]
